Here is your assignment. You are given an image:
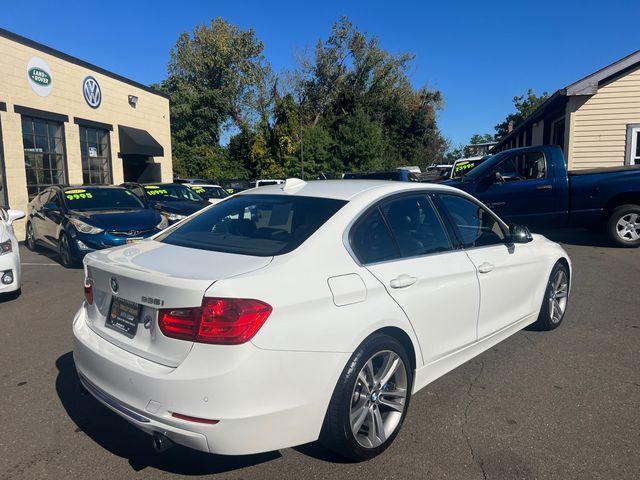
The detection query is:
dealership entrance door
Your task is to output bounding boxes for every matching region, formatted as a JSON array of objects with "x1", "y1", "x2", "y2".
[{"x1": 118, "y1": 125, "x2": 164, "y2": 183}]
